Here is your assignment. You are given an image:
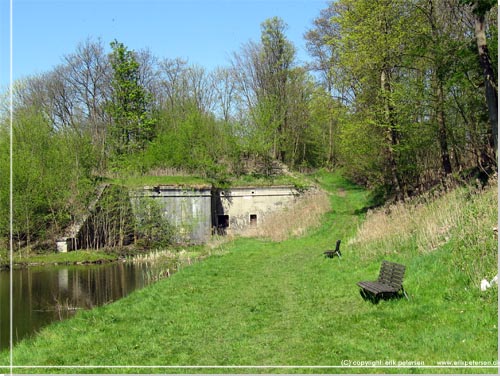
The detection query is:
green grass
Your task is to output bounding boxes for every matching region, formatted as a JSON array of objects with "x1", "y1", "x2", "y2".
[
  {"x1": 108, "y1": 171, "x2": 311, "y2": 189},
  {"x1": 227, "y1": 172, "x2": 311, "y2": 189},
  {"x1": 108, "y1": 175, "x2": 211, "y2": 188},
  {"x1": 1, "y1": 171, "x2": 497, "y2": 374}
]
